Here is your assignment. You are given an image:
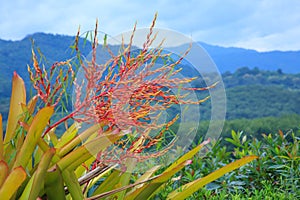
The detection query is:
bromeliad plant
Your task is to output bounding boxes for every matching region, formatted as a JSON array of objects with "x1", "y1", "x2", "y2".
[{"x1": 0, "y1": 14, "x2": 257, "y2": 199}]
